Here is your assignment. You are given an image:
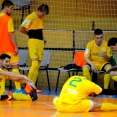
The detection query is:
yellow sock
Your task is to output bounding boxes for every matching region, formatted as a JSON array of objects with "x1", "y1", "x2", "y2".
[
  {"x1": 32, "y1": 62, "x2": 40, "y2": 84},
  {"x1": 112, "y1": 76, "x2": 117, "y2": 82},
  {"x1": 100, "y1": 103, "x2": 117, "y2": 111},
  {"x1": 104, "y1": 67, "x2": 111, "y2": 89},
  {"x1": 28, "y1": 61, "x2": 39, "y2": 83},
  {"x1": 12, "y1": 69, "x2": 21, "y2": 90},
  {"x1": 13, "y1": 93, "x2": 32, "y2": 101},
  {"x1": 82, "y1": 67, "x2": 92, "y2": 81},
  {"x1": 0, "y1": 78, "x2": 5, "y2": 90}
]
